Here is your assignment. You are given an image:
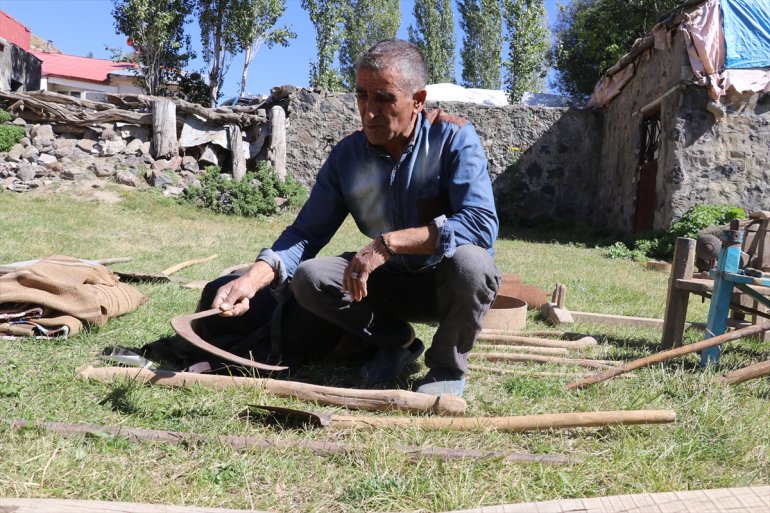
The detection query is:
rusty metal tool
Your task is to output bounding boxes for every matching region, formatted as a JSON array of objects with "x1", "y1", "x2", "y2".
[
  {"x1": 170, "y1": 308, "x2": 289, "y2": 371},
  {"x1": 115, "y1": 254, "x2": 217, "y2": 283},
  {"x1": 248, "y1": 404, "x2": 676, "y2": 432}
]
